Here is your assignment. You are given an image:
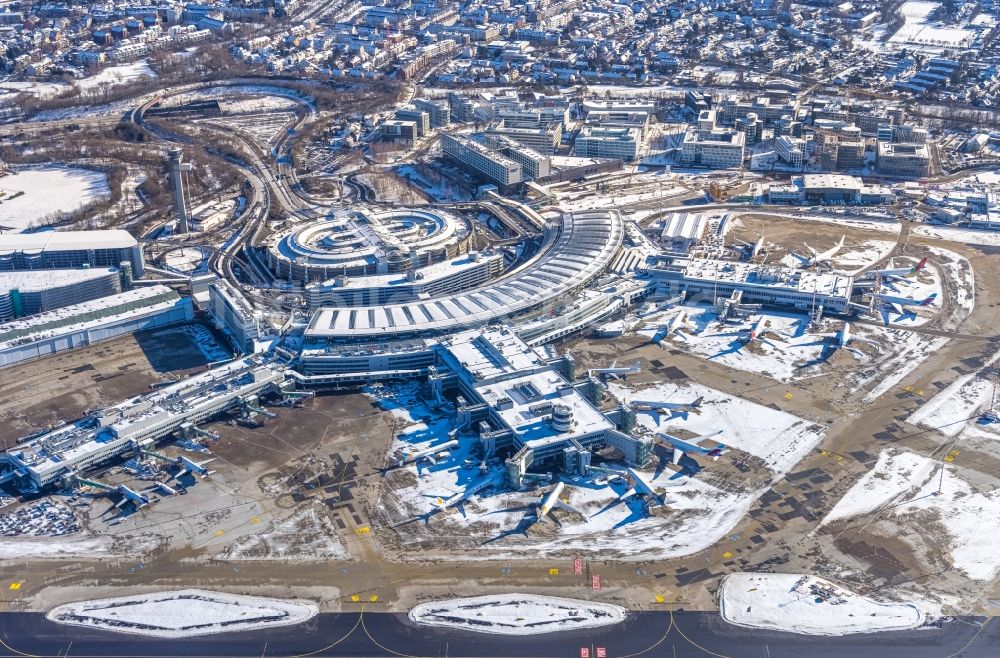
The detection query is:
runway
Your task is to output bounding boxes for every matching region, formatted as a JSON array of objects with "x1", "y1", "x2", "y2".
[{"x1": 0, "y1": 611, "x2": 995, "y2": 657}]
